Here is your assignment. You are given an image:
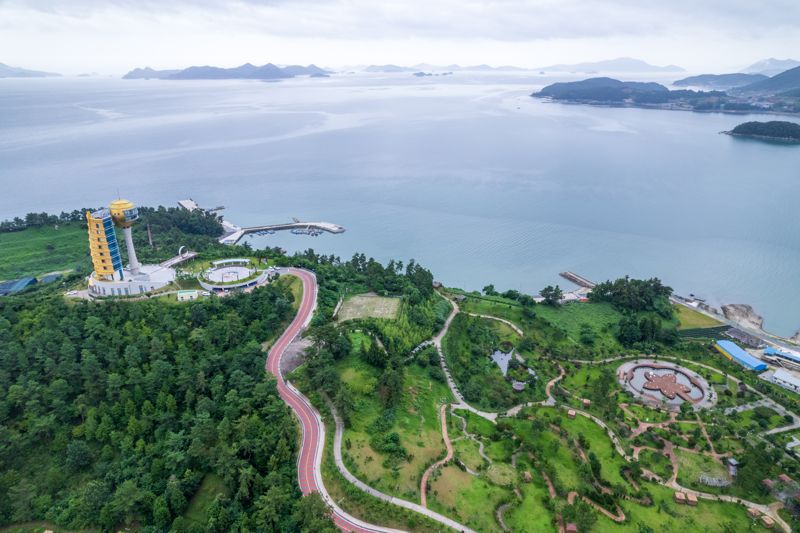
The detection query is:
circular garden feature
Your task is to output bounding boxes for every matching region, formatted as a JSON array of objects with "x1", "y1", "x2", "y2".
[
  {"x1": 618, "y1": 359, "x2": 715, "y2": 410},
  {"x1": 198, "y1": 258, "x2": 269, "y2": 292}
]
